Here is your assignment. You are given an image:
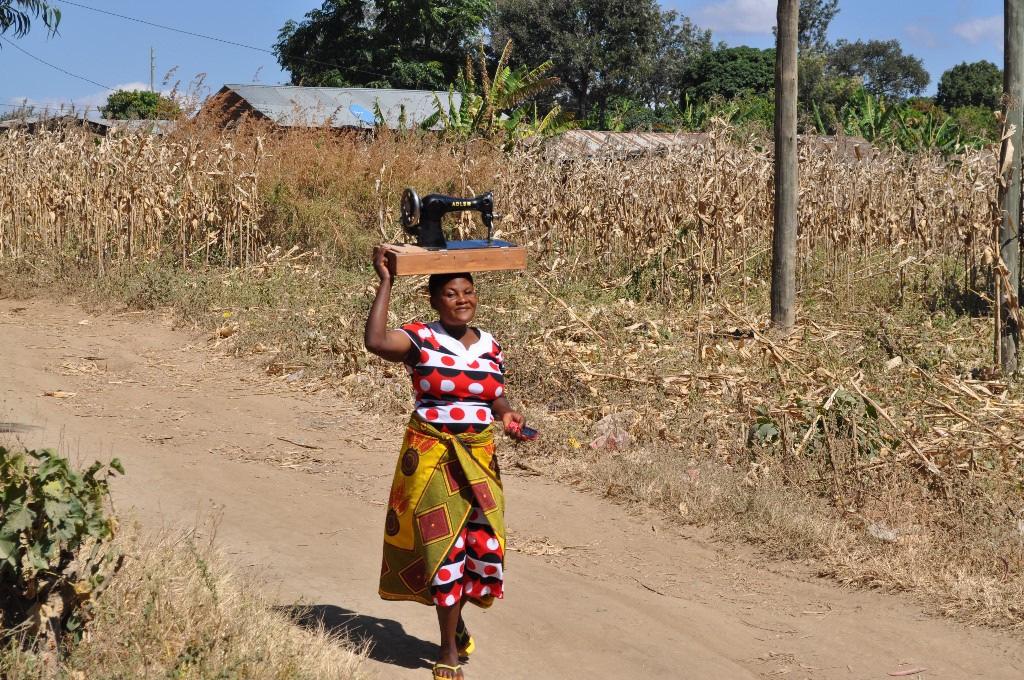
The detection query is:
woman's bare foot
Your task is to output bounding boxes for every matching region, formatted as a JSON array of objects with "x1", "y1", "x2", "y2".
[{"x1": 433, "y1": 646, "x2": 463, "y2": 679}]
